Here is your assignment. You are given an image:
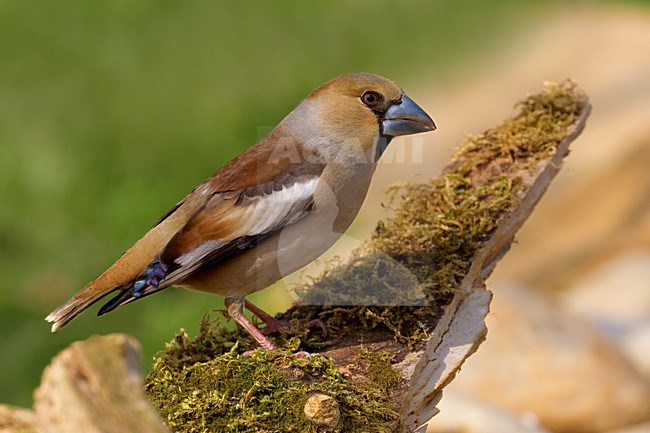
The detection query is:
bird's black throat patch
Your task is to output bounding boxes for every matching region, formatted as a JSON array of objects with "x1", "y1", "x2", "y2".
[{"x1": 374, "y1": 135, "x2": 393, "y2": 162}]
